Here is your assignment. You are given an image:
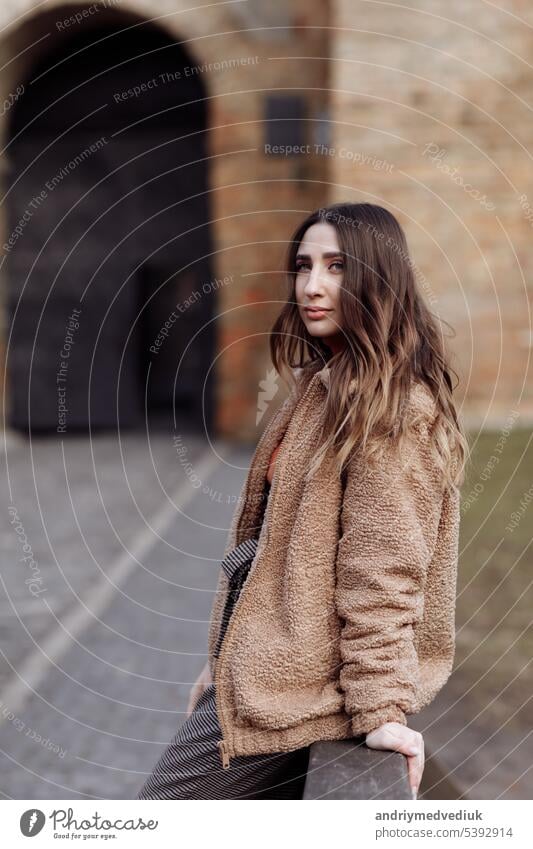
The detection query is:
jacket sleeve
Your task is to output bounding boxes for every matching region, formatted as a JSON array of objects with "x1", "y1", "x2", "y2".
[{"x1": 335, "y1": 410, "x2": 445, "y2": 737}]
